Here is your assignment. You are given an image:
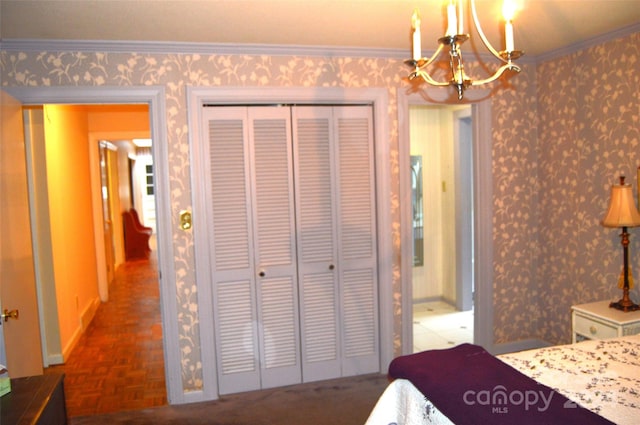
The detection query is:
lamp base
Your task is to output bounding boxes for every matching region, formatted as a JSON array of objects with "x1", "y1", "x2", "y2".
[{"x1": 609, "y1": 299, "x2": 640, "y2": 312}]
